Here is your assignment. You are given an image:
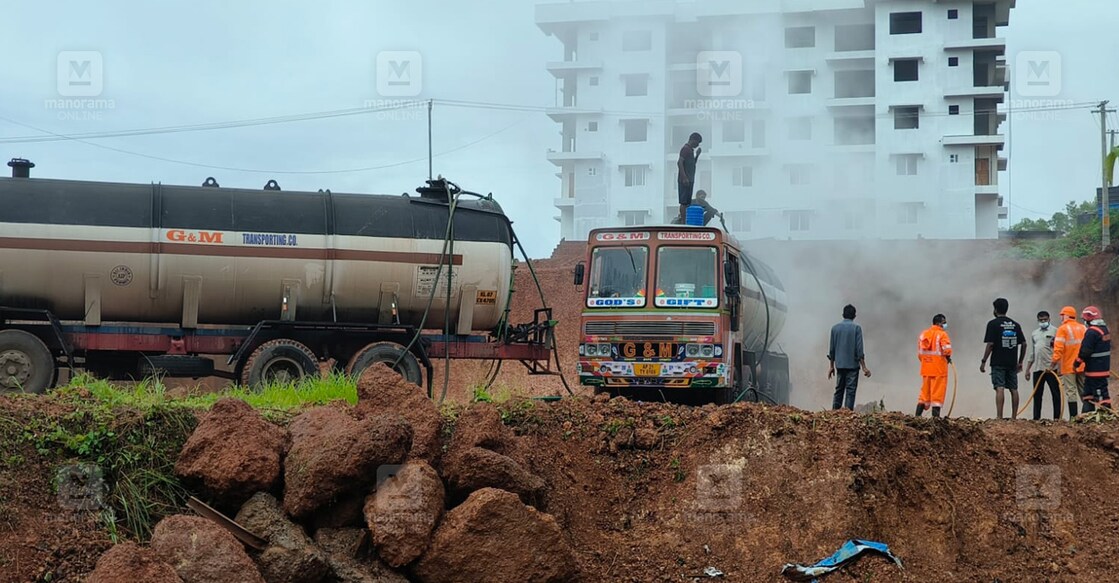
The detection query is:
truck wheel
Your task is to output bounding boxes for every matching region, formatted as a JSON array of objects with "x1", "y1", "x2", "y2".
[
  {"x1": 240, "y1": 339, "x2": 319, "y2": 389},
  {"x1": 346, "y1": 342, "x2": 422, "y2": 386},
  {"x1": 0, "y1": 330, "x2": 56, "y2": 394}
]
